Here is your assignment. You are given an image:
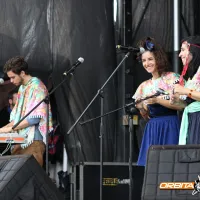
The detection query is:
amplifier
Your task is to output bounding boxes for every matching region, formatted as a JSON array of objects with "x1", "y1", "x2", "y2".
[
  {"x1": 71, "y1": 162, "x2": 144, "y2": 200},
  {"x1": 142, "y1": 145, "x2": 200, "y2": 200}
]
